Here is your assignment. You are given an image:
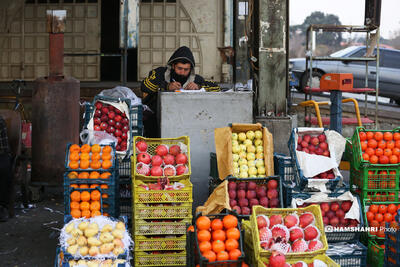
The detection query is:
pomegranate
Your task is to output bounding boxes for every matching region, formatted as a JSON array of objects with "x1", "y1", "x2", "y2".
[
  {"x1": 175, "y1": 153, "x2": 188, "y2": 164},
  {"x1": 137, "y1": 153, "x2": 151, "y2": 165},
  {"x1": 169, "y1": 145, "x2": 181, "y2": 156},
  {"x1": 136, "y1": 140, "x2": 148, "y2": 152}
]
